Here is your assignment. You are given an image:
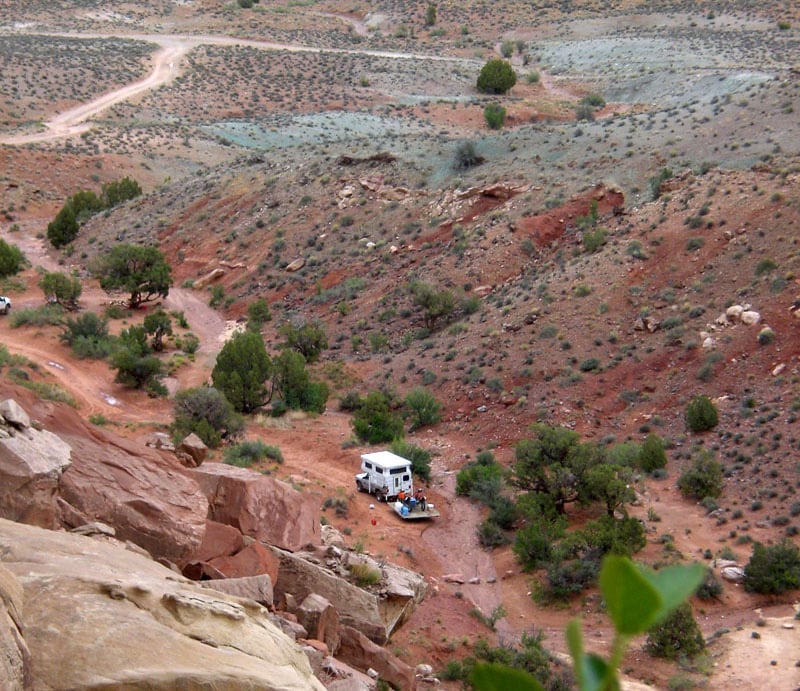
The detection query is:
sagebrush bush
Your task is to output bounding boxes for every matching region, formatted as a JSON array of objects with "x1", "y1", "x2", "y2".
[
  {"x1": 645, "y1": 603, "x2": 705, "y2": 659},
  {"x1": 744, "y1": 540, "x2": 800, "y2": 594},
  {"x1": 678, "y1": 450, "x2": 723, "y2": 500},
  {"x1": 685, "y1": 394, "x2": 719, "y2": 432}
]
